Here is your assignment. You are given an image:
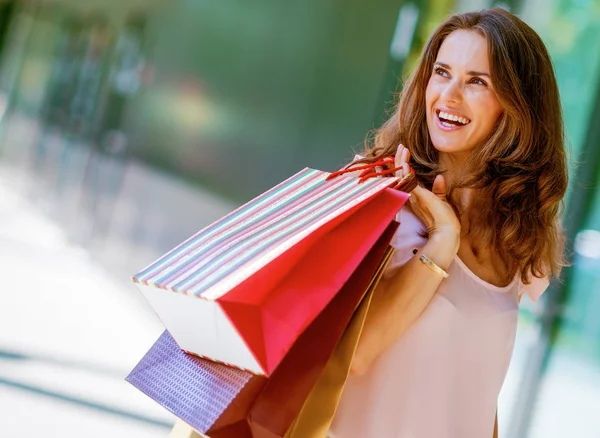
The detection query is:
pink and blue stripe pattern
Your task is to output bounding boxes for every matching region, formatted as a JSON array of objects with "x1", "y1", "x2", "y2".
[{"x1": 133, "y1": 168, "x2": 398, "y2": 299}]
